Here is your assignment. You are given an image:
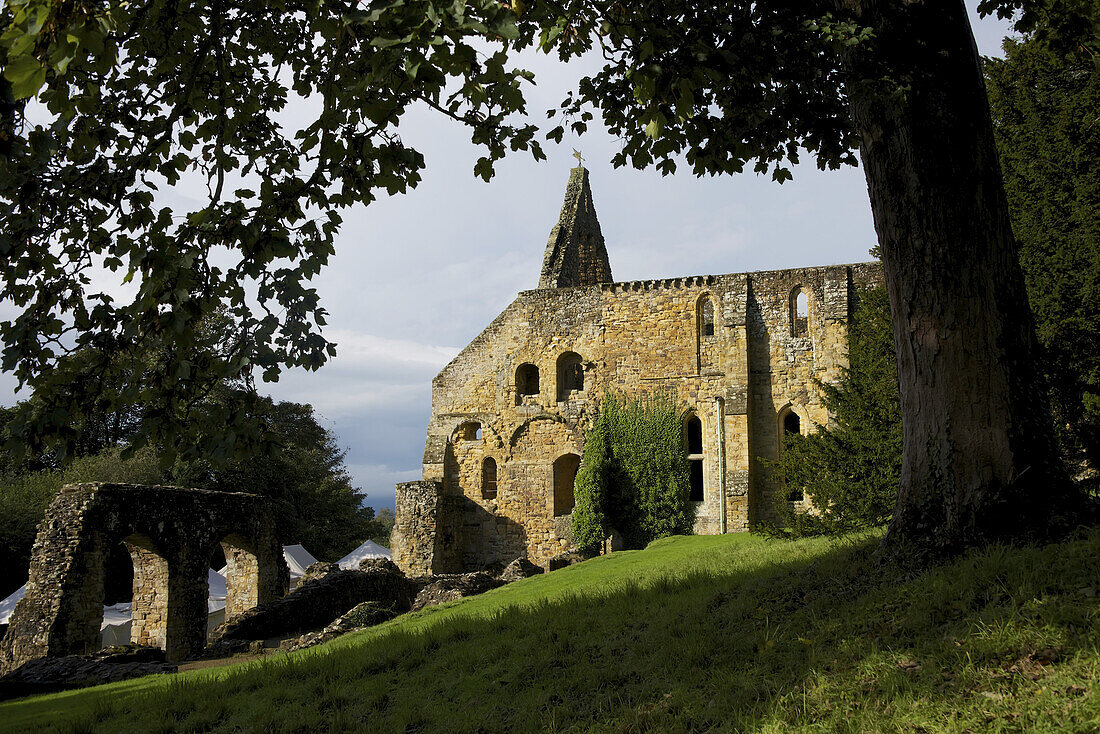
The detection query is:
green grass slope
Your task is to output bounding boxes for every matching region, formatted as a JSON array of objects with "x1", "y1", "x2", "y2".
[{"x1": 3, "y1": 530, "x2": 1098, "y2": 733}]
